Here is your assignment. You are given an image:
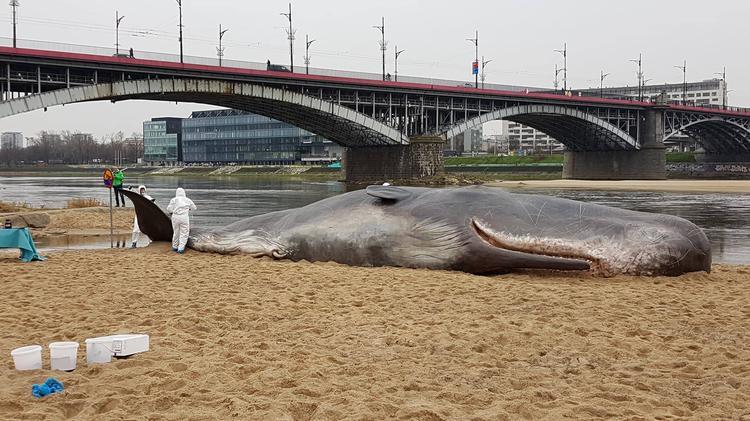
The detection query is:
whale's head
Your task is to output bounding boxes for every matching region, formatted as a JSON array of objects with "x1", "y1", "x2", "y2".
[{"x1": 367, "y1": 185, "x2": 712, "y2": 276}]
